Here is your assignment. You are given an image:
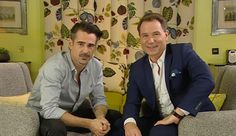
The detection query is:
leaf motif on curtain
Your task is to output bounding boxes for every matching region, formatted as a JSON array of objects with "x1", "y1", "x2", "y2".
[
  {"x1": 182, "y1": 0, "x2": 192, "y2": 7},
  {"x1": 45, "y1": 32, "x2": 55, "y2": 52},
  {"x1": 117, "y1": 5, "x2": 126, "y2": 15},
  {"x1": 101, "y1": 30, "x2": 109, "y2": 39},
  {"x1": 127, "y1": 2, "x2": 136, "y2": 20},
  {"x1": 50, "y1": 0, "x2": 60, "y2": 6},
  {"x1": 135, "y1": 51, "x2": 145, "y2": 60},
  {"x1": 97, "y1": 45, "x2": 107, "y2": 54},
  {"x1": 168, "y1": 27, "x2": 177, "y2": 39},
  {"x1": 189, "y1": 16, "x2": 194, "y2": 30},
  {"x1": 177, "y1": 13, "x2": 181, "y2": 26},
  {"x1": 127, "y1": 32, "x2": 139, "y2": 48},
  {"x1": 152, "y1": 0, "x2": 161, "y2": 8},
  {"x1": 61, "y1": 24, "x2": 70, "y2": 38},
  {"x1": 162, "y1": 7, "x2": 173, "y2": 22},
  {"x1": 80, "y1": 12, "x2": 94, "y2": 23},
  {"x1": 122, "y1": 17, "x2": 128, "y2": 30},
  {"x1": 56, "y1": 8, "x2": 62, "y2": 21},
  {"x1": 44, "y1": 8, "x2": 51, "y2": 17},
  {"x1": 103, "y1": 67, "x2": 116, "y2": 77},
  {"x1": 111, "y1": 17, "x2": 118, "y2": 26},
  {"x1": 79, "y1": 0, "x2": 89, "y2": 8},
  {"x1": 111, "y1": 49, "x2": 121, "y2": 62},
  {"x1": 62, "y1": 0, "x2": 70, "y2": 10},
  {"x1": 57, "y1": 39, "x2": 64, "y2": 50},
  {"x1": 104, "y1": 3, "x2": 111, "y2": 17}
]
